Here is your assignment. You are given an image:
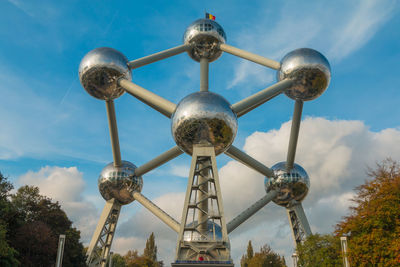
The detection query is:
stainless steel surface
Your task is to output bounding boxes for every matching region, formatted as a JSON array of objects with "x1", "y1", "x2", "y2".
[
  {"x1": 286, "y1": 100, "x2": 303, "y2": 170},
  {"x1": 286, "y1": 202, "x2": 312, "y2": 247},
  {"x1": 171, "y1": 92, "x2": 237, "y2": 155},
  {"x1": 183, "y1": 221, "x2": 222, "y2": 241},
  {"x1": 86, "y1": 199, "x2": 121, "y2": 267},
  {"x1": 119, "y1": 79, "x2": 176, "y2": 118},
  {"x1": 175, "y1": 145, "x2": 231, "y2": 263},
  {"x1": 227, "y1": 190, "x2": 277, "y2": 233},
  {"x1": 278, "y1": 48, "x2": 331, "y2": 101},
  {"x1": 98, "y1": 161, "x2": 143, "y2": 205},
  {"x1": 79, "y1": 47, "x2": 131, "y2": 100},
  {"x1": 265, "y1": 162, "x2": 310, "y2": 207},
  {"x1": 231, "y1": 79, "x2": 293, "y2": 117},
  {"x1": 219, "y1": 43, "x2": 280, "y2": 70},
  {"x1": 128, "y1": 44, "x2": 191, "y2": 69},
  {"x1": 132, "y1": 191, "x2": 180, "y2": 232},
  {"x1": 183, "y1": 18, "x2": 226, "y2": 62},
  {"x1": 105, "y1": 100, "x2": 122, "y2": 167},
  {"x1": 225, "y1": 145, "x2": 275, "y2": 177},
  {"x1": 200, "y1": 57, "x2": 209, "y2": 92},
  {"x1": 135, "y1": 146, "x2": 183, "y2": 177}
]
